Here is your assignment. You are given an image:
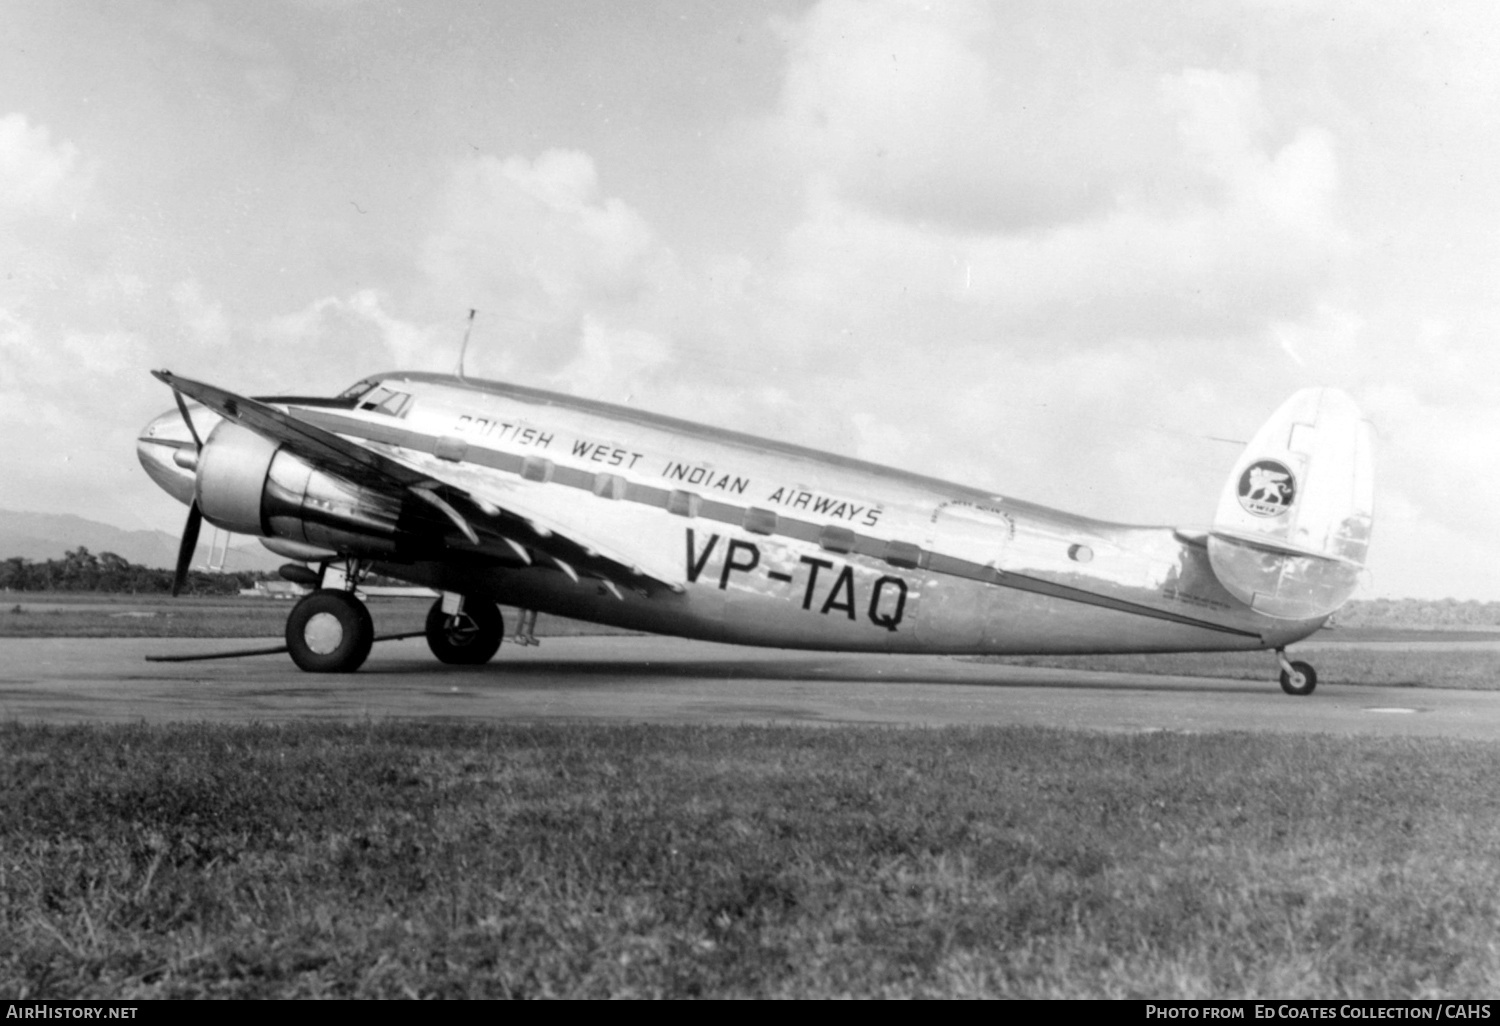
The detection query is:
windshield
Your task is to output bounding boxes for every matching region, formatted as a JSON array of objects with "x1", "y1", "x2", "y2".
[
  {"x1": 337, "y1": 379, "x2": 379, "y2": 401},
  {"x1": 349, "y1": 383, "x2": 413, "y2": 417}
]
